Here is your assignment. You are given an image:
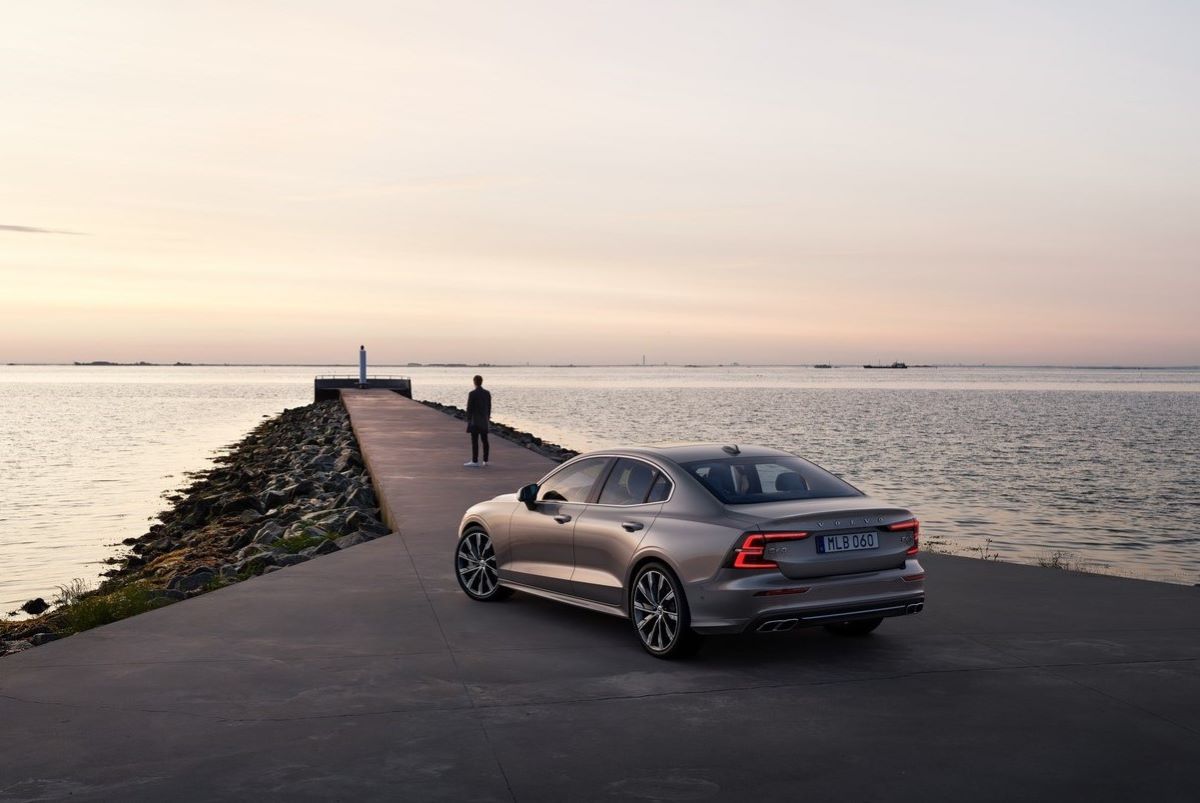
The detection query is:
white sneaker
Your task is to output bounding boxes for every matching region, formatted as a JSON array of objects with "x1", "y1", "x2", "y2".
[
  {"x1": 482, "y1": 461, "x2": 489, "y2": 467},
  {"x1": 463, "y1": 461, "x2": 480, "y2": 467}
]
